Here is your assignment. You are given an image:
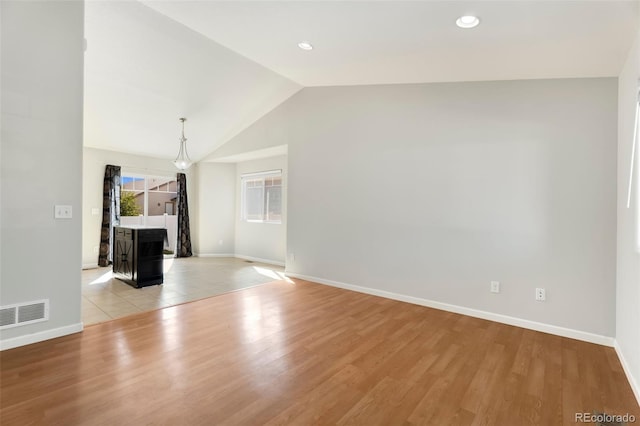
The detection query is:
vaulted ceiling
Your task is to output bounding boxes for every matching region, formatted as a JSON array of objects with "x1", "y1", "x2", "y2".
[{"x1": 84, "y1": 0, "x2": 639, "y2": 163}]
